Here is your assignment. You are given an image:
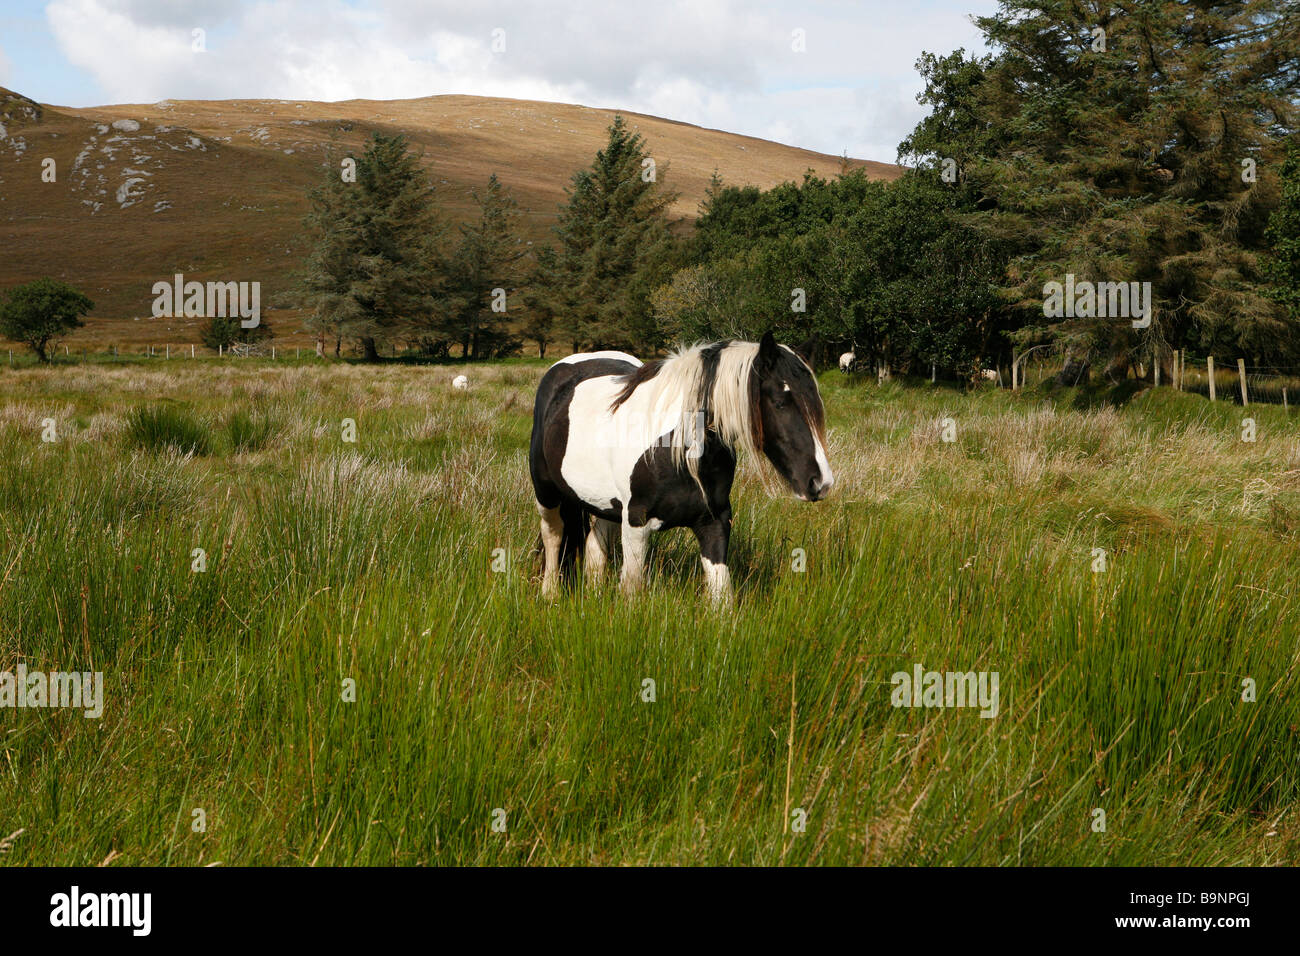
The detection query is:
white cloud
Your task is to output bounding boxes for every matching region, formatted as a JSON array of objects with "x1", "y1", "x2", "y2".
[{"x1": 44, "y1": 0, "x2": 992, "y2": 159}]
